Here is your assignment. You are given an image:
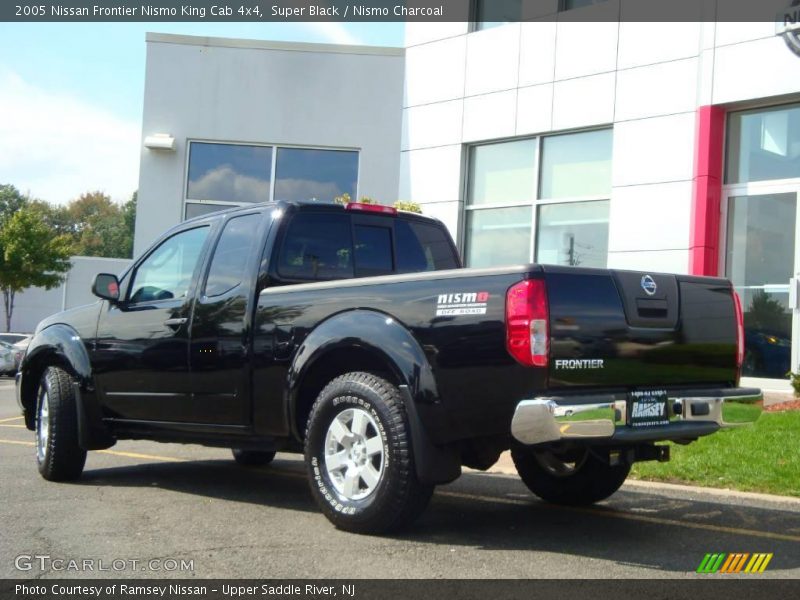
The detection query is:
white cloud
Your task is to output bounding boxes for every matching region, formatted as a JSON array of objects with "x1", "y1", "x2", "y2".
[
  {"x1": 189, "y1": 166, "x2": 270, "y2": 203},
  {"x1": 303, "y1": 23, "x2": 362, "y2": 46},
  {"x1": 274, "y1": 177, "x2": 344, "y2": 203},
  {"x1": 0, "y1": 68, "x2": 140, "y2": 205}
]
